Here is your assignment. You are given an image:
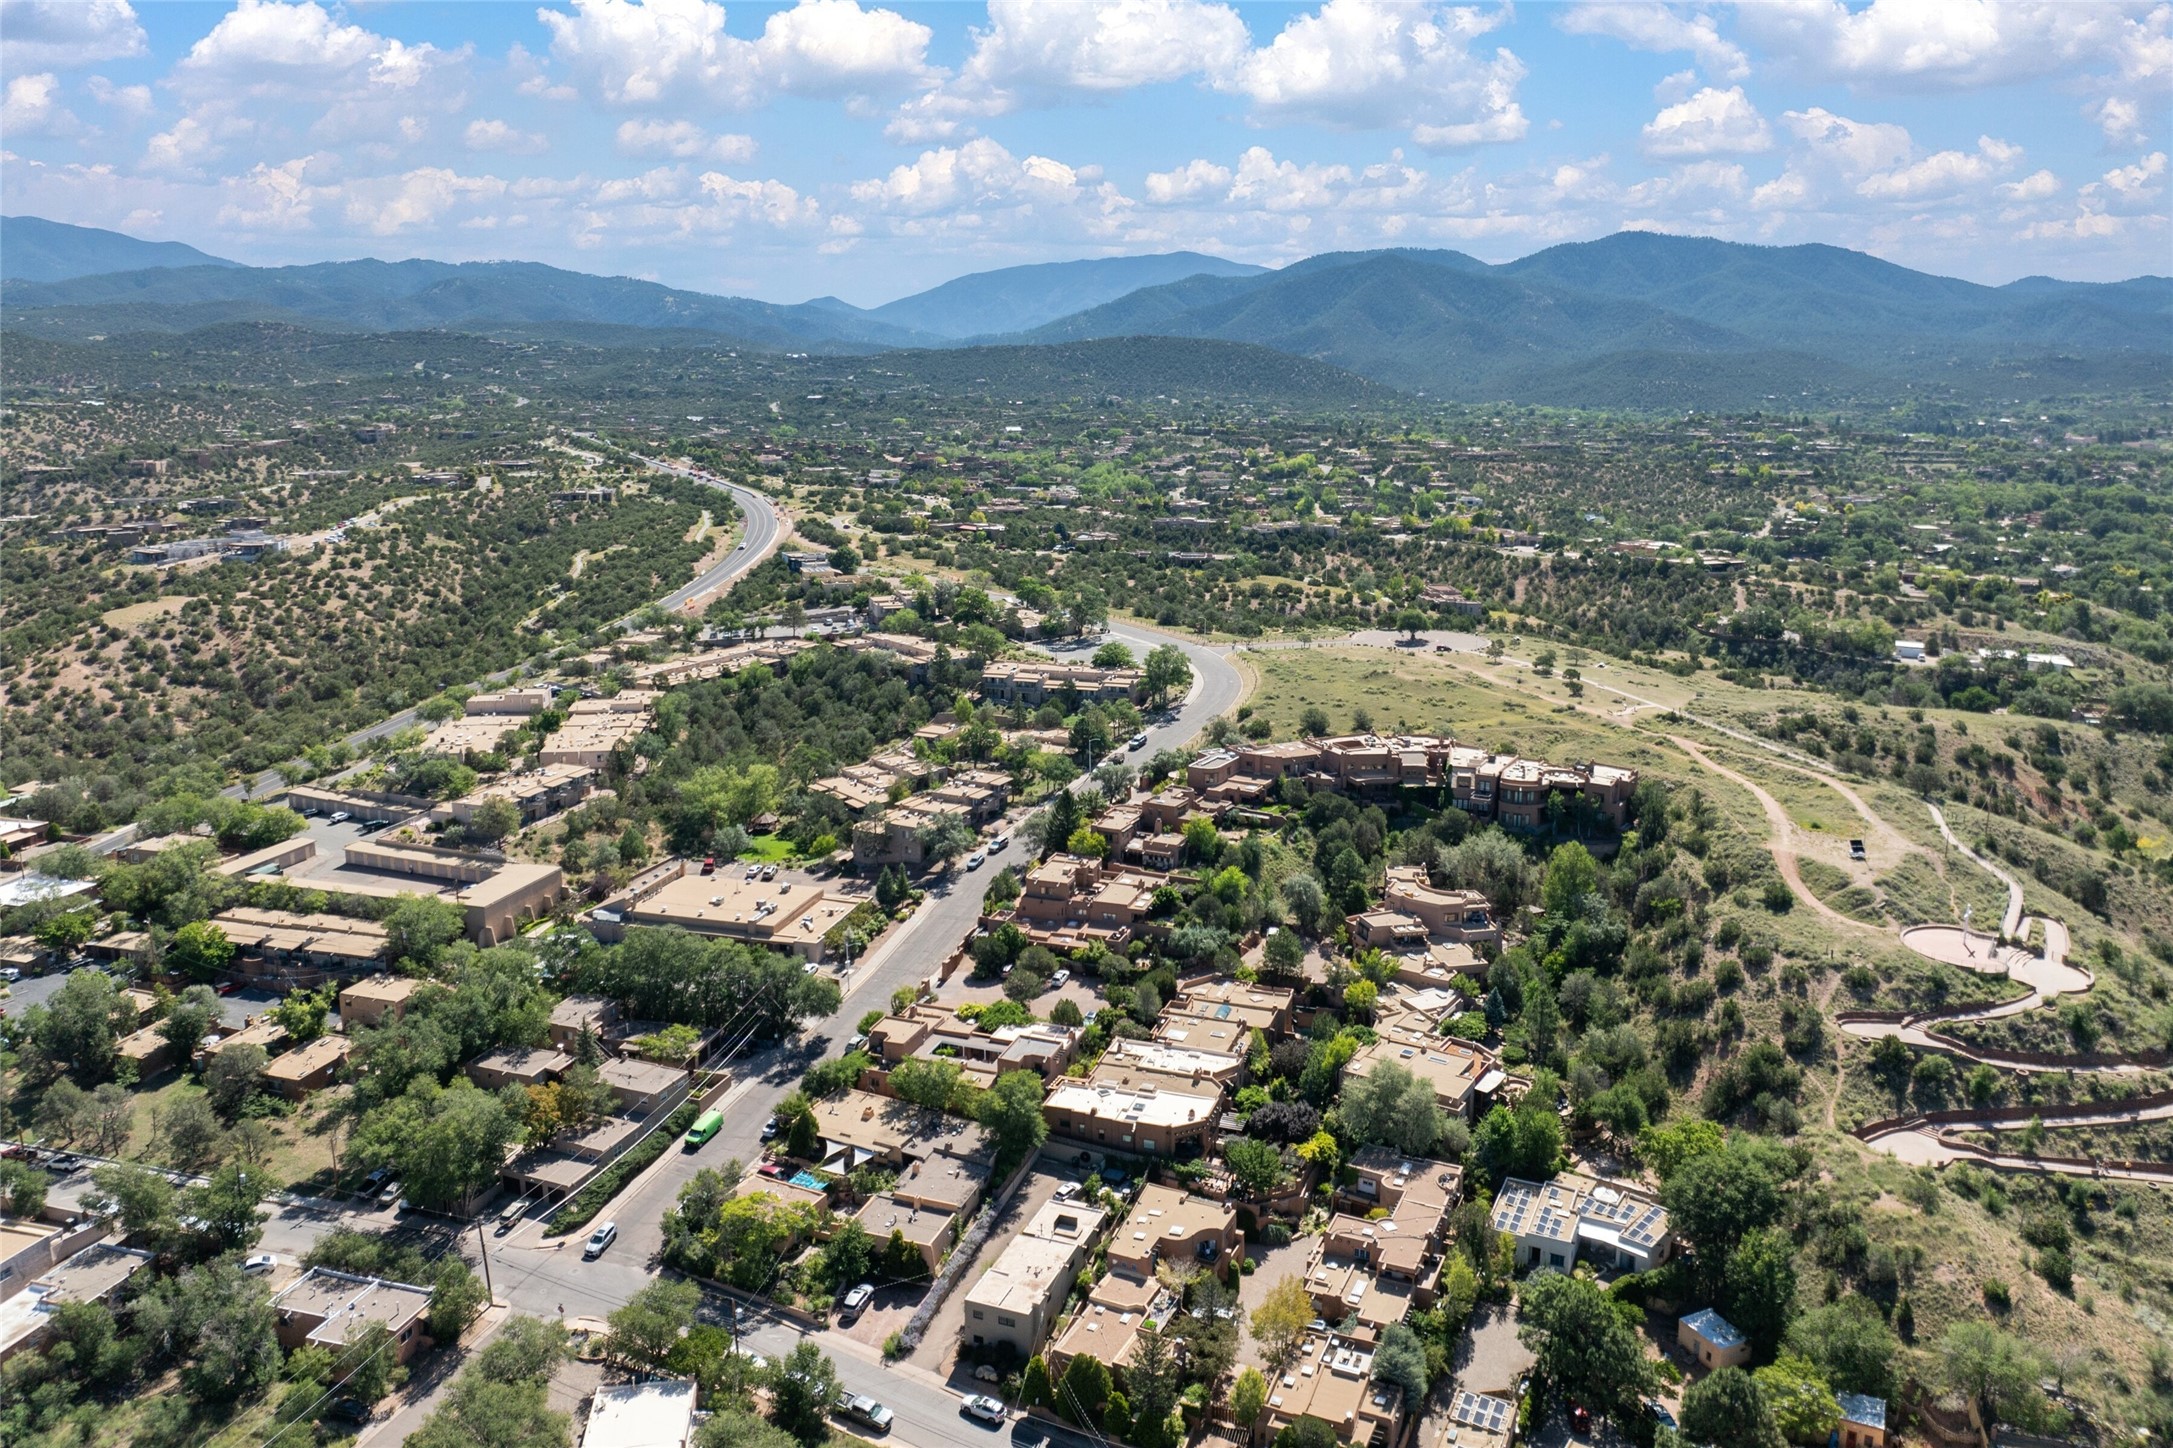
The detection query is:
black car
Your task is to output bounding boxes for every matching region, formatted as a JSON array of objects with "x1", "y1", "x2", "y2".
[{"x1": 326, "y1": 1398, "x2": 371, "y2": 1423}]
